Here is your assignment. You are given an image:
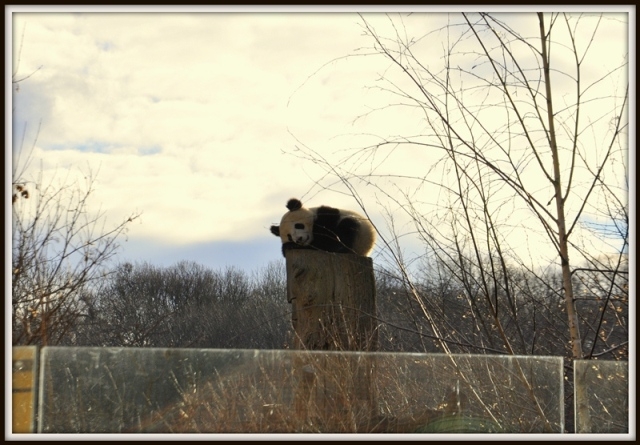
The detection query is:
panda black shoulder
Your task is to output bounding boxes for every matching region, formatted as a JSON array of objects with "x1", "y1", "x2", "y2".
[{"x1": 313, "y1": 205, "x2": 342, "y2": 226}]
